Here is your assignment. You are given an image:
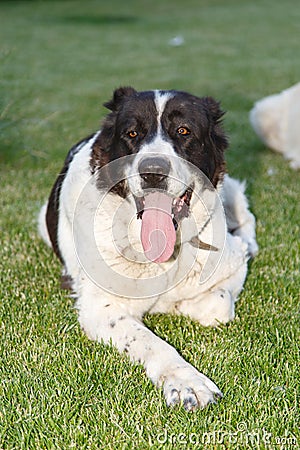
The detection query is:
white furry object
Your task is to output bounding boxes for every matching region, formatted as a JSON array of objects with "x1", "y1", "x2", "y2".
[{"x1": 250, "y1": 82, "x2": 300, "y2": 170}]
